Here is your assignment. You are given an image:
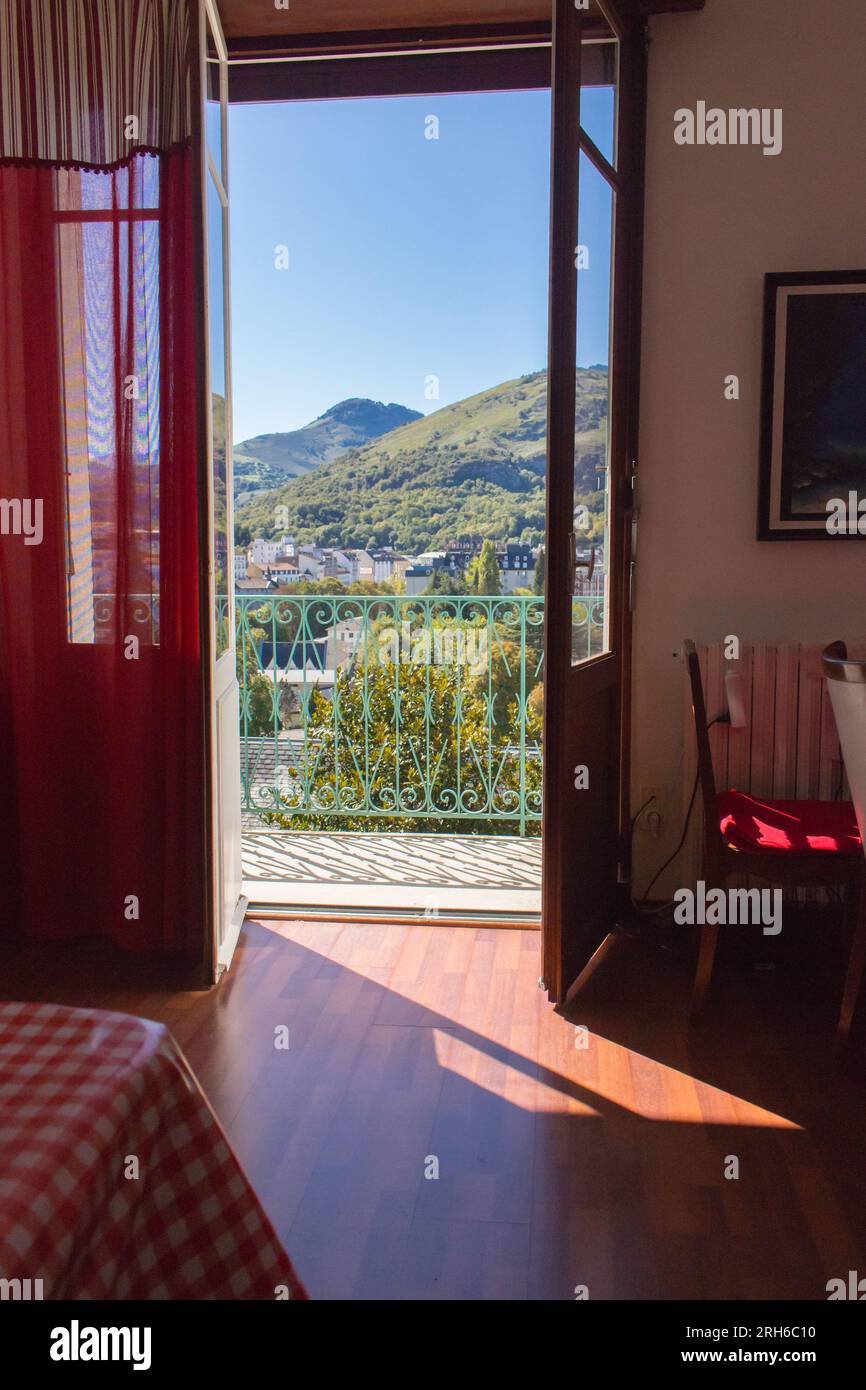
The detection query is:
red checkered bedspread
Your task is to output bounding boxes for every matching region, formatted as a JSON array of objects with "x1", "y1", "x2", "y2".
[{"x1": 0, "y1": 1000, "x2": 307, "y2": 1299}]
